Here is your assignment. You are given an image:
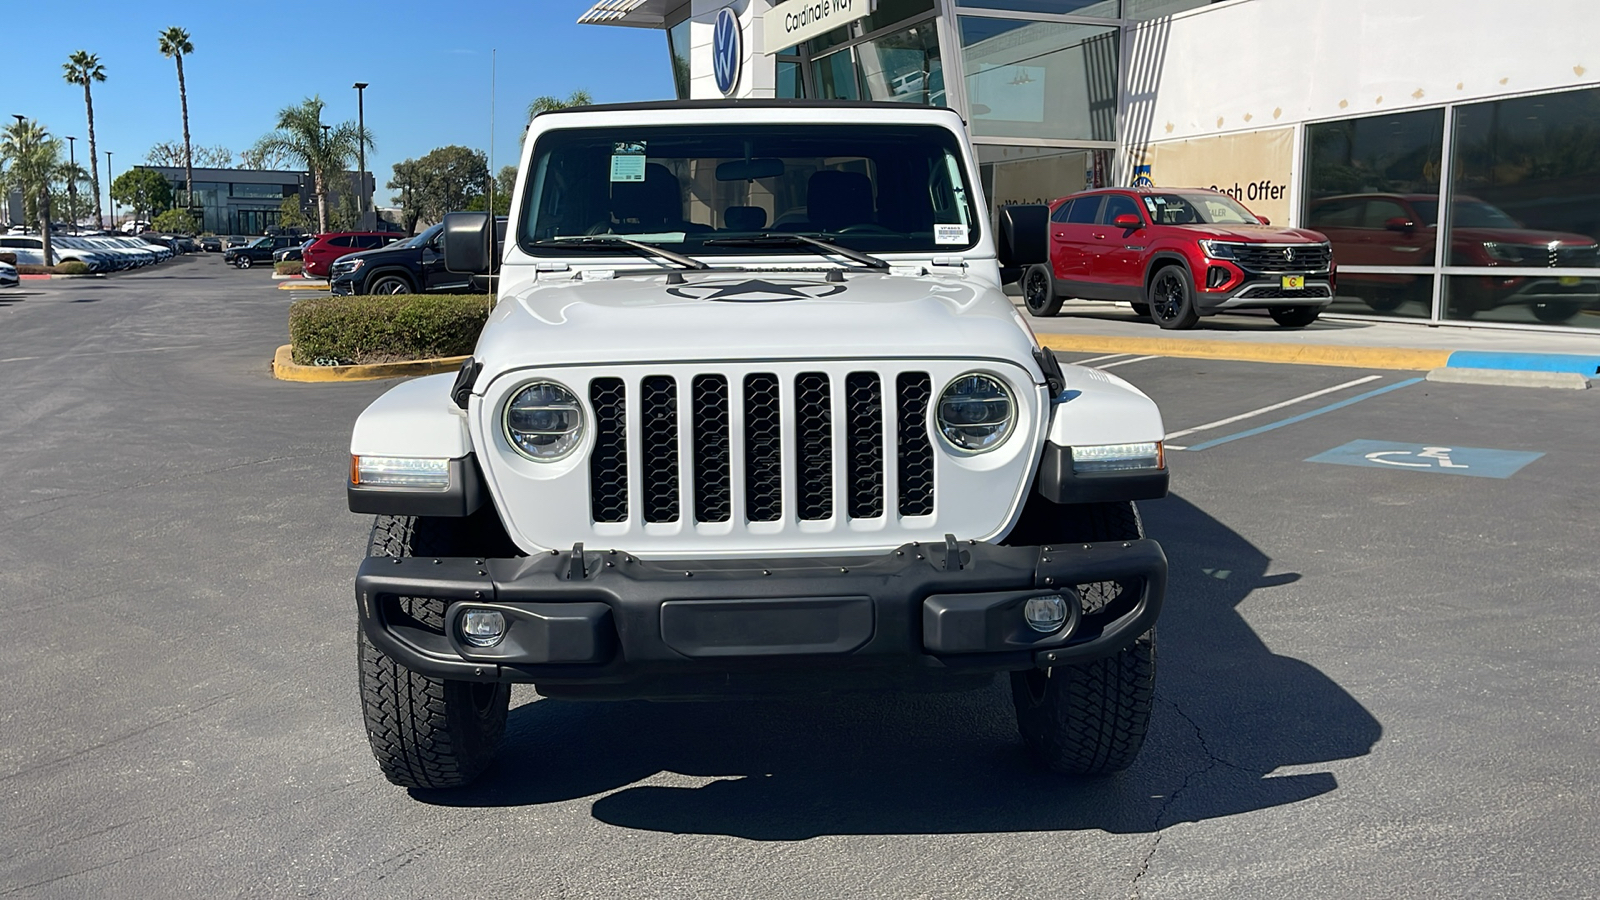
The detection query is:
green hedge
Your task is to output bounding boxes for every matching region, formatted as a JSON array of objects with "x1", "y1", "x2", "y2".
[
  {"x1": 57, "y1": 261, "x2": 91, "y2": 276},
  {"x1": 274, "y1": 260, "x2": 303, "y2": 276},
  {"x1": 289, "y1": 294, "x2": 491, "y2": 365}
]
